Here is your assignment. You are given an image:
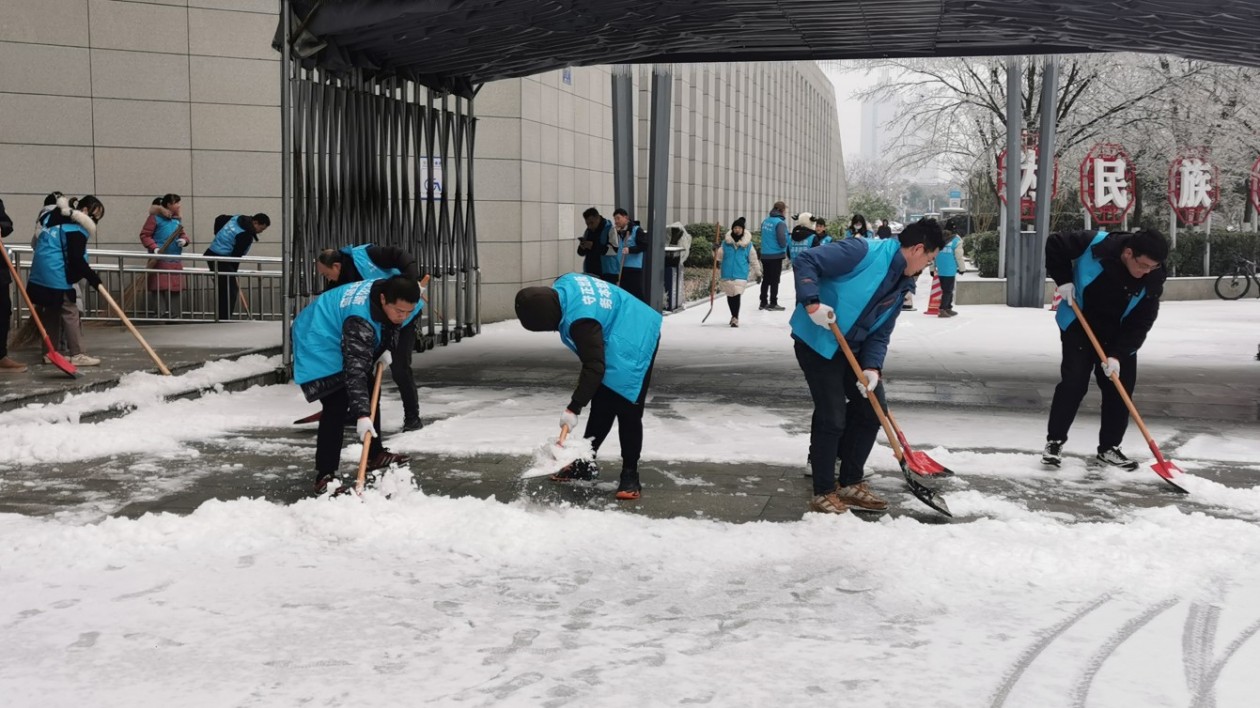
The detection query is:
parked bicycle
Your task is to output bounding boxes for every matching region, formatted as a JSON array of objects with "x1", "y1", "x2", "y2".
[{"x1": 1214, "y1": 257, "x2": 1260, "y2": 300}]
